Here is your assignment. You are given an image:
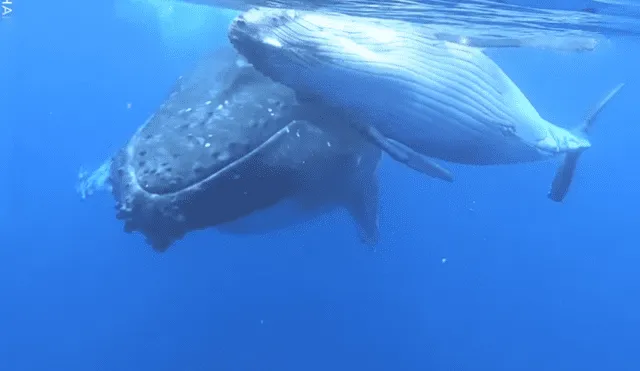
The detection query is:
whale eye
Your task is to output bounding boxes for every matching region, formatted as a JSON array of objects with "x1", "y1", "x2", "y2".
[{"x1": 269, "y1": 17, "x2": 281, "y2": 27}]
